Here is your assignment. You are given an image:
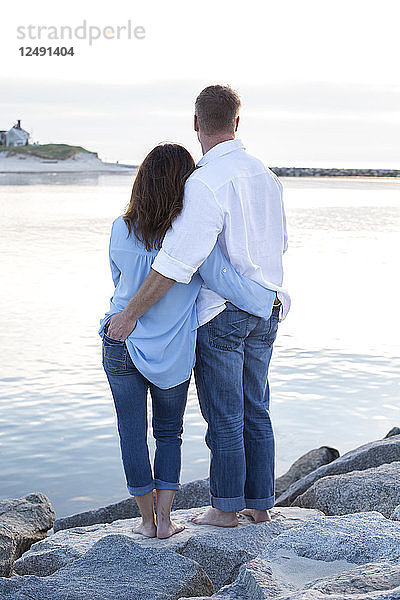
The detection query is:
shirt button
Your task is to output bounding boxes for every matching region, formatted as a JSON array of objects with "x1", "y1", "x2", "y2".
[{"x1": 221, "y1": 268, "x2": 227, "y2": 274}]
